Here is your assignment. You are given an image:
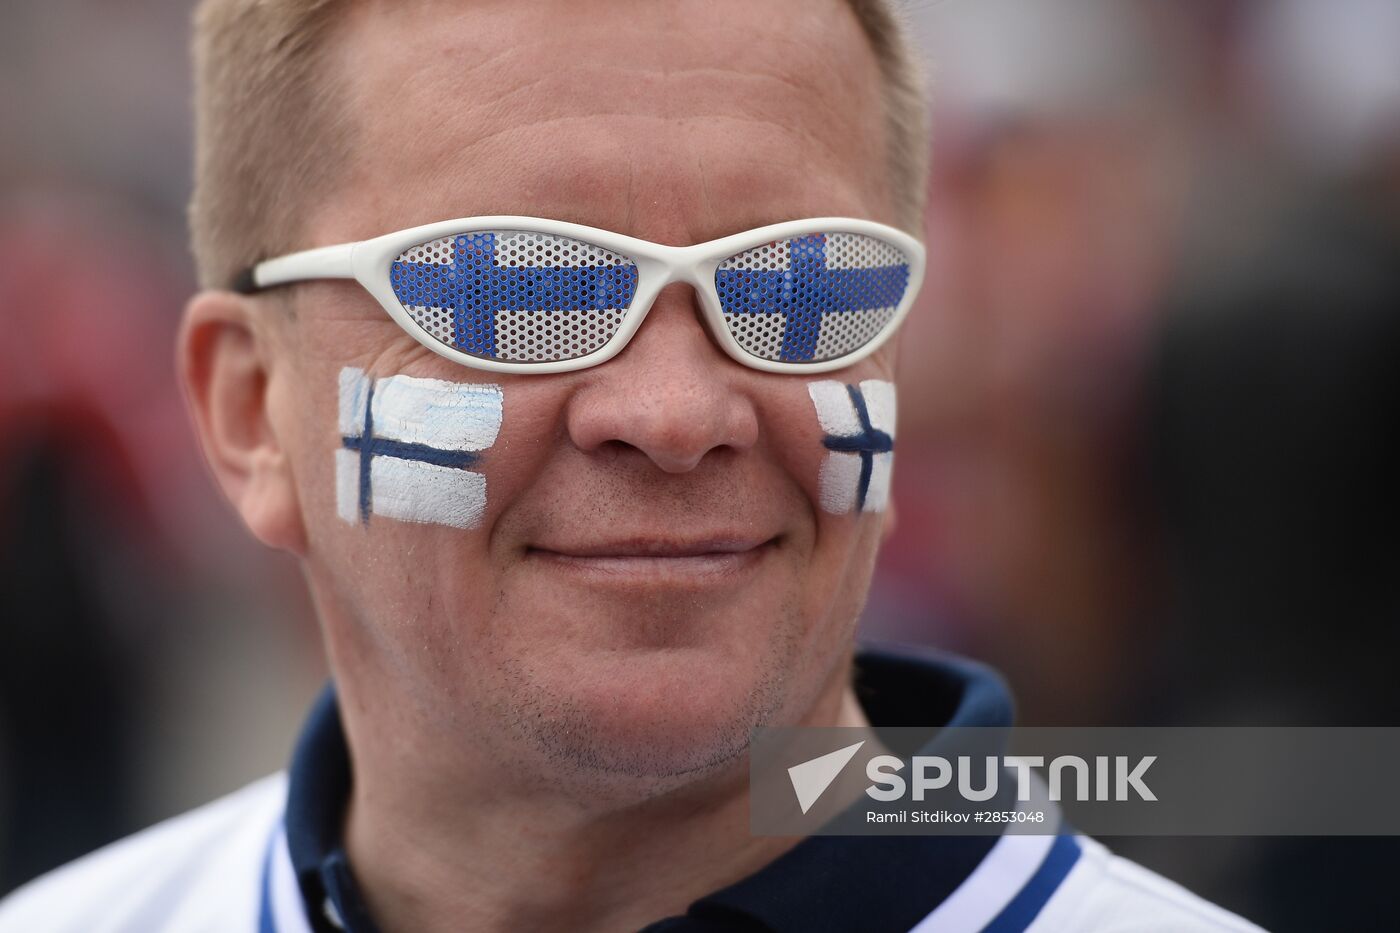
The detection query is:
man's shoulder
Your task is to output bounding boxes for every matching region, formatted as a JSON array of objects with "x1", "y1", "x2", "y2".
[
  {"x1": 0, "y1": 773, "x2": 287, "y2": 933},
  {"x1": 1029, "y1": 836, "x2": 1264, "y2": 932}
]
